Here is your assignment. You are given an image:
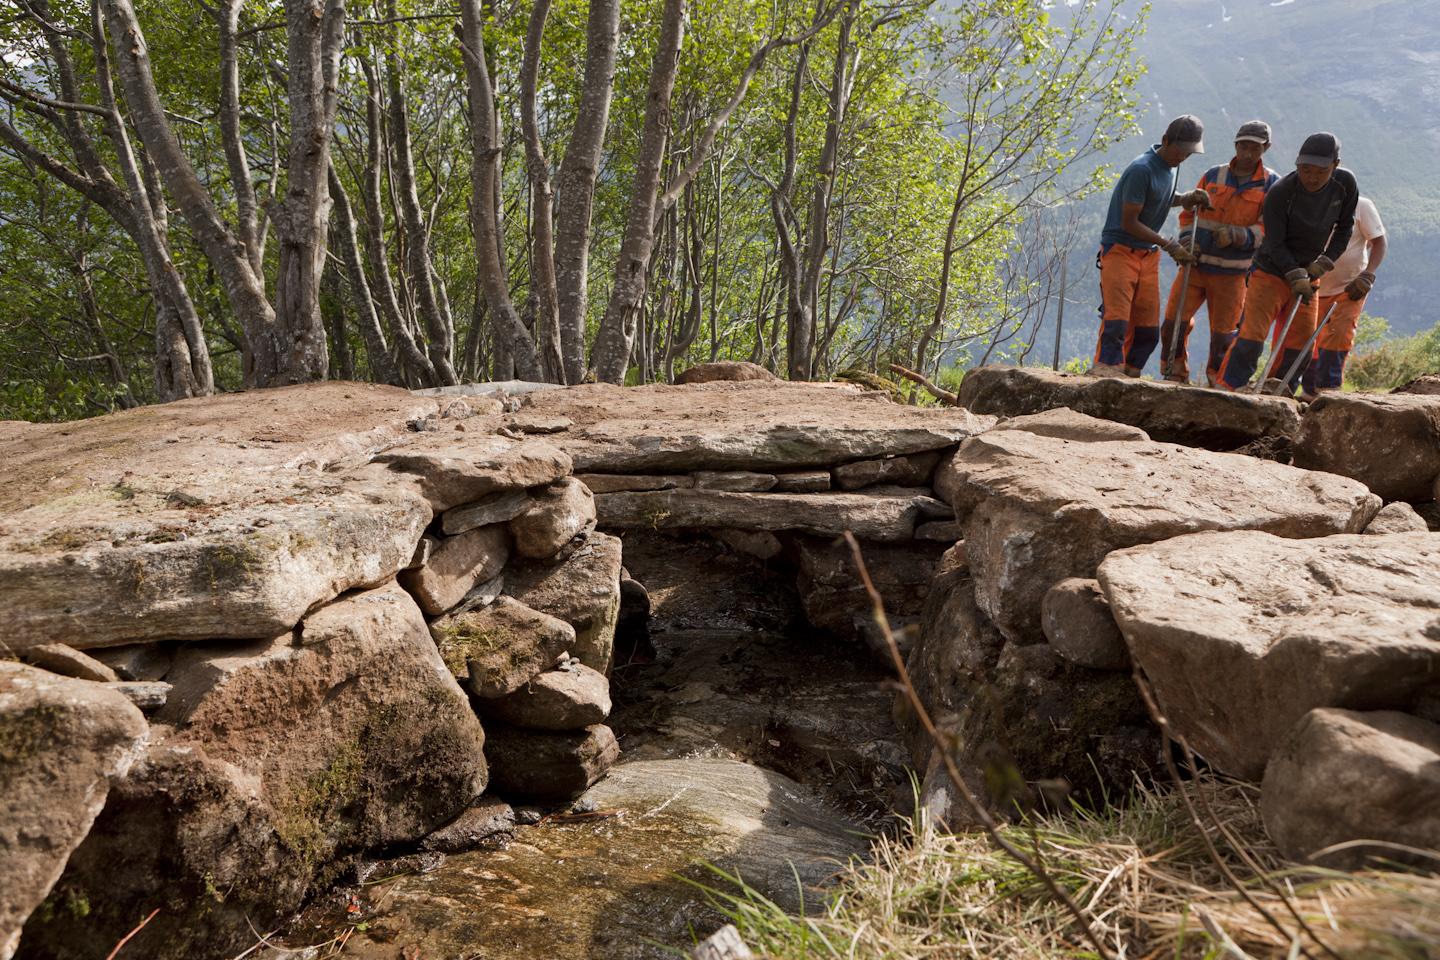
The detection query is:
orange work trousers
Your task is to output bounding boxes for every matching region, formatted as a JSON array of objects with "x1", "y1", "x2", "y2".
[
  {"x1": 1216, "y1": 270, "x2": 1318, "y2": 391},
  {"x1": 1302, "y1": 291, "x2": 1368, "y2": 394},
  {"x1": 1093, "y1": 244, "x2": 1161, "y2": 371},
  {"x1": 1158, "y1": 269, "x2": 1247, "y2": 381}
]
